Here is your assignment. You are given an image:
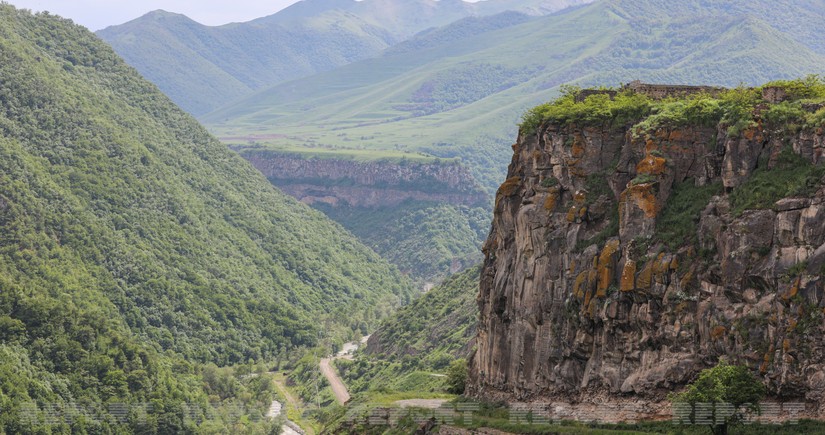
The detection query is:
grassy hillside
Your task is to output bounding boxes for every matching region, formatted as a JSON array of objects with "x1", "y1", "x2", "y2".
[
  {"x1": 337, "y1": 266, "x2": 480, "y2": 394},
  {"x1": 0, "y1": 5, "x2": 412, "y2": 432},
  {"x1": 204, "y1": 0, "x2": 825, "y2": 194},
  {"x1": 98, "y1": 0, "x2": 586, "y2": 115}
]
